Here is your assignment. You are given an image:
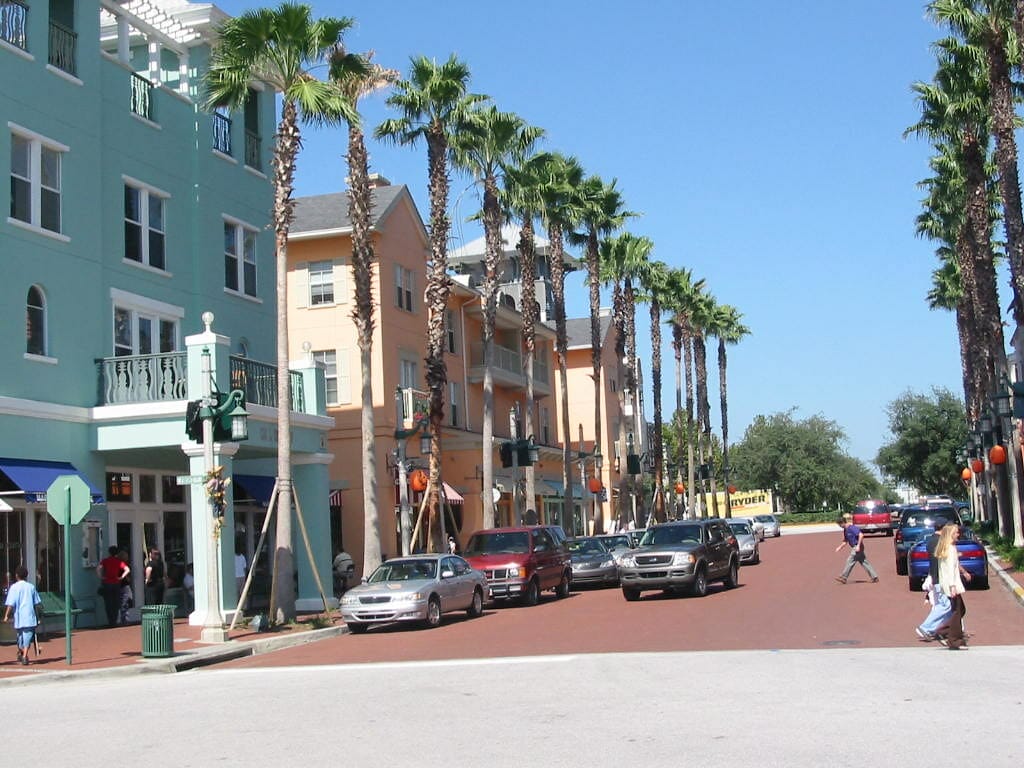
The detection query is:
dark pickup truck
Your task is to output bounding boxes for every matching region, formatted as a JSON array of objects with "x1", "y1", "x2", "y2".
[{"x1": 851, "y1": 499, "x2": 893, "y2": 536}]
